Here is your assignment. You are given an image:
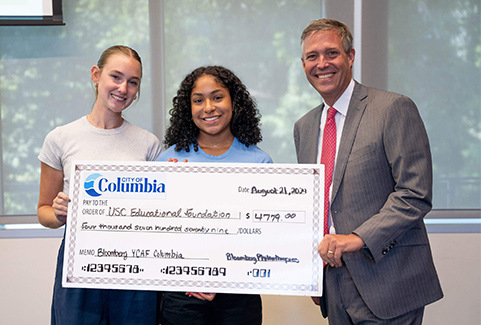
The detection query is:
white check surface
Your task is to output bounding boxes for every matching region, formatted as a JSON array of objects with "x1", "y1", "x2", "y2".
[{"x1": 63, "y1": 161, "x2": 324, "y2": 296}]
